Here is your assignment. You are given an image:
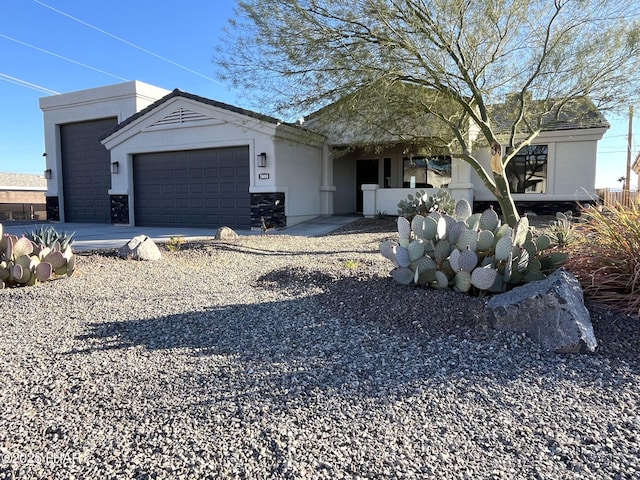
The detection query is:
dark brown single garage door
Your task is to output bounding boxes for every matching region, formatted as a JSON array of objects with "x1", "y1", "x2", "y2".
[
  {"x1": 60, "y1": 117, "x2": 117, "y2": 223},
  {"x1": 133, "y1": 146, "x2": 250, "y2": 228}
]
